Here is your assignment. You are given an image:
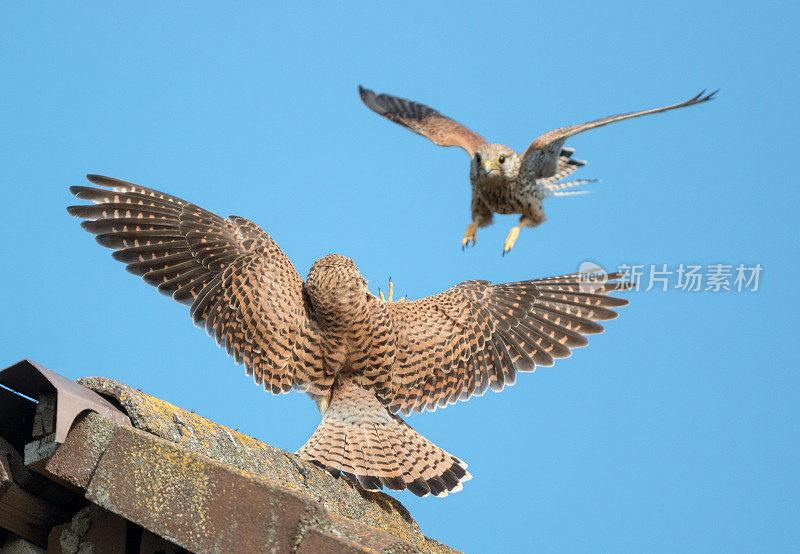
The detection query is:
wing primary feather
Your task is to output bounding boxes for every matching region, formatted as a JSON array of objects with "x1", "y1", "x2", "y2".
[{"x1": 68, "y1": 175, "x2": 328, "y2": 401}]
